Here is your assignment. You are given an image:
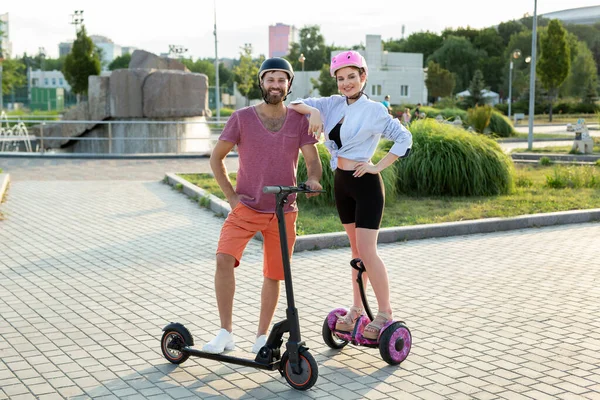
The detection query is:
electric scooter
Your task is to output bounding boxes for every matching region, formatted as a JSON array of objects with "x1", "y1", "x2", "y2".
[
  {"x1": 161, "y1": 183, "x2": 323, "y2": 391},
  {"x1": 322, "y1": 259, "x2": 412, "y2": 365}
]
